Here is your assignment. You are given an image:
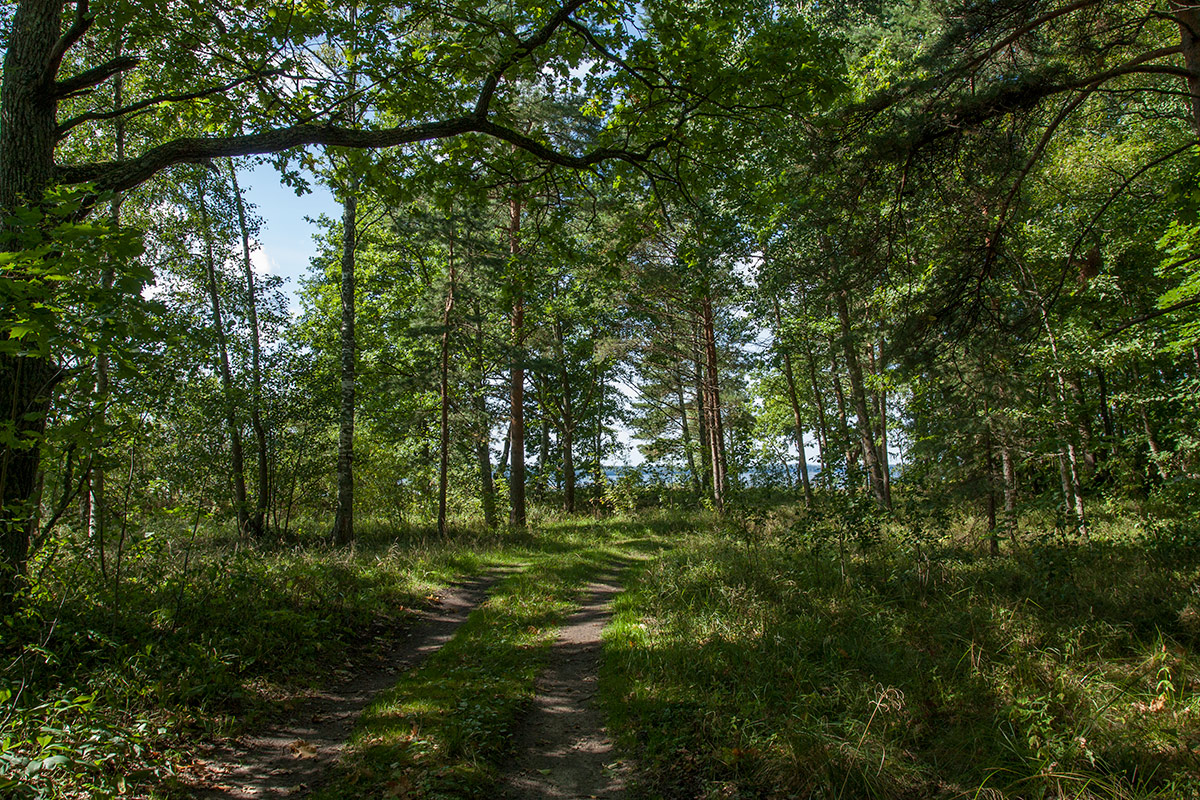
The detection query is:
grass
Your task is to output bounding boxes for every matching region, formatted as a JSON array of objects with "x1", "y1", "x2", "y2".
[
  {"x1": 0, "y1": 511, "x2": 678, "y2": 799},
  {"x1": 310, "y1": 515, "x2": 673, "y2": 799},
  {"x1": 1, "y1": 516, "x2": 538, "y2": 799},
  {"x1": 8, "y1": 499, "x2": 1198, "y2": 800},
  {"x1": 599, "y1": 505, "x2": 1200, "y2": 799}
]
